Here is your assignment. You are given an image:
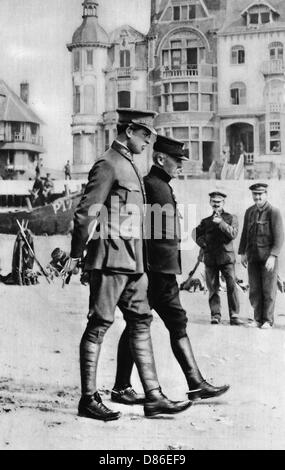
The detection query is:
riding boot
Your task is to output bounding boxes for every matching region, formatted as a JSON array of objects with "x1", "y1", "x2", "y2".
[
  {"x1": 170, "y1": 335, "x2": 230, "y2": 400},
  {"x1": 79, "y1": 337, "x2": 121, "y2": 420},
  {"x1": 128, "y1": 322, "x2": 192, "y2": 417},
  {"x1": 112, "y1": 327, "x2": 144, "y2": 405}
]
